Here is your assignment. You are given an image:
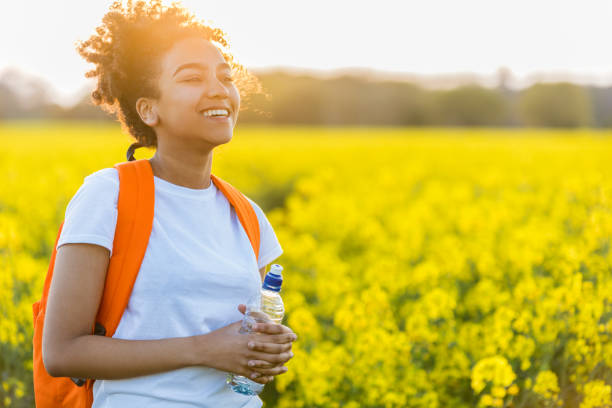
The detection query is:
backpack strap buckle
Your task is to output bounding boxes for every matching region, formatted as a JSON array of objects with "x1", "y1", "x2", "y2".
[
  {"x1": 94, "y1": 322, "x2": 106, "y2": 336},
  {"x1": 70, "y1": 377, "x2": 86, "y2": 387}
]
